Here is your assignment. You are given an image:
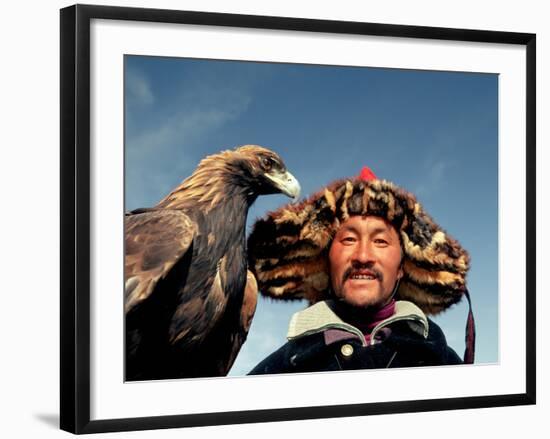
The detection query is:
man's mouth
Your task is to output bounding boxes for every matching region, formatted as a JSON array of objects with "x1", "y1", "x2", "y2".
[
  {"x1": 346, "y1": 270, "x2": 379, "y2": 282},
  {"x1": 349, "y1": 274, "x2": 376, "y2": 280}
]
